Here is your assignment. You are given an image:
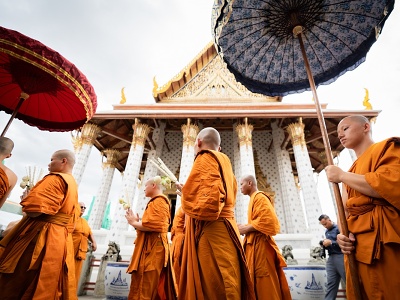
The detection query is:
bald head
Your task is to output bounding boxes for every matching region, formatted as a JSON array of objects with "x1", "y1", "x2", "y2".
[
  {"x1": 0, "y1": 137, "x2": 14, "y2": 157},
  {"x1": 240, "y1": 174, "x2": 258, "y2": 196},
  {"x1": 53, "y1": 149, "x2": 76, "y2": 166},
  {"x1": 195, "y1": 127, "x2": 221, "y2": 153},
  {"x1": 339, "y1": 115, "x2": 370, "y2": 127}
]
